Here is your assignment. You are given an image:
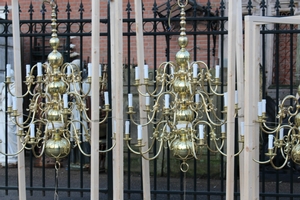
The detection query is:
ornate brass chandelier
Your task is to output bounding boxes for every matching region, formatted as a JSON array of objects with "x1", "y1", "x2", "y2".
[
  {"x1": 0, "y1": 0, "x2": 115, "y2": 162},
  {"x1": 124, "y1": 0, "x2": 244, "y2": 171},
  {"x1": 256, "y1": 89, "x2": 300, "y2": 169}
]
